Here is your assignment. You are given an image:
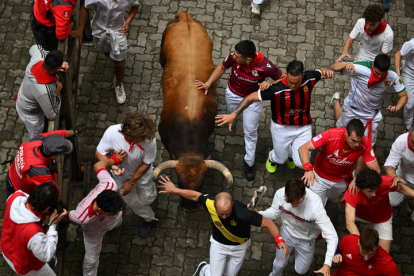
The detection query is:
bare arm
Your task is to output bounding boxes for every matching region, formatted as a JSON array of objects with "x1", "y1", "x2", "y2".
[
  {"x1": 299, "y1": 141, "x2": 318, "y2": 186},
  {"x1": 336, "y1": 37, "x2": 354, "y2": 62},
  {"x1": 387, "y1": 91, "x2": 408, "y2": 113},
  {"x1": 70, "y1": 2, "x2": 88, "y2": 41},
  {"x1": 299, "y1": 141, "x2": 315, "y2": 165},
  {"x1": 397, "y1": 183, "x2": 414, "y2": 198},
  {"x1": 261, "y1": 217, "x2": 288, "y2": 258},
  {"x1": 195, "y1": 63, "x2": 227, "y2": 95},
  {"x1": 331, "y1": 62, "x2": 349, "y2": 72},
  {"x1": 215, "y1": 91, "x2": 260, "y2": 131},
  {"x1": 157, "y1": 176, "x2": 202, "y2": 202},
  {"x1": 365, "y1": 160, "x2": 380, "y2": 173},
  {"x1": 345, "y1": 202, "x2": 359, "y2": 235},
  {"x1": 395, "y1": 51, "x2": 403, "y2": 77}
]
